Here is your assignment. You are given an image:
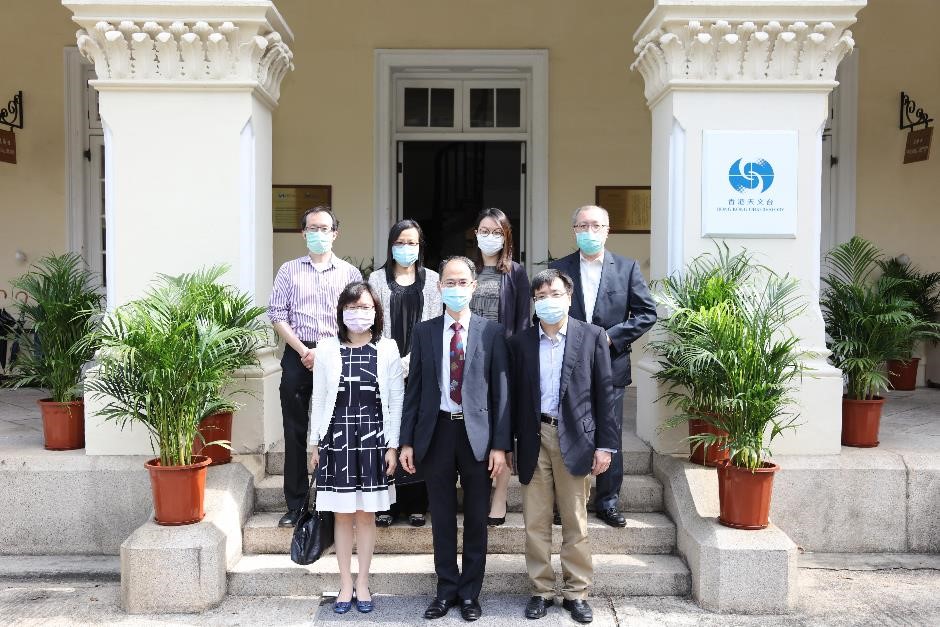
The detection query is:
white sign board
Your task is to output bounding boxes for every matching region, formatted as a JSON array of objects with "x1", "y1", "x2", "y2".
[{"x1": 701, "y1": 130, "x2": 798, "y2": 238}]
